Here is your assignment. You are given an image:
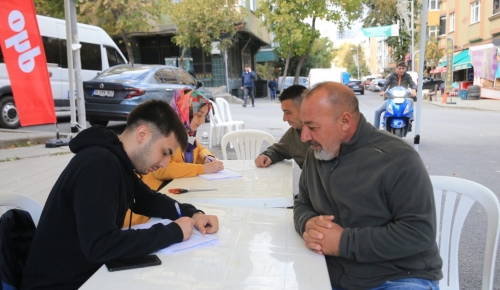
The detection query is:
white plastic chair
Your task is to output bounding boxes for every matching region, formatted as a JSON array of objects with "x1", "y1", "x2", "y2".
[
  {"x1": 208, "y1": 100, "x2": 233, "y2": 148},
  {"x1": 215, "y1": 97, "x2": 244, "y2": 131},
  {"x1": 0, "y1": 192, "x2": 43, "y2": 226},
  {"x1": 430, "y1": 176, "x2": 500, "y2": 290},
  {"x1": 221, "y1": 129, "x2": 276, "y2": 160}
]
